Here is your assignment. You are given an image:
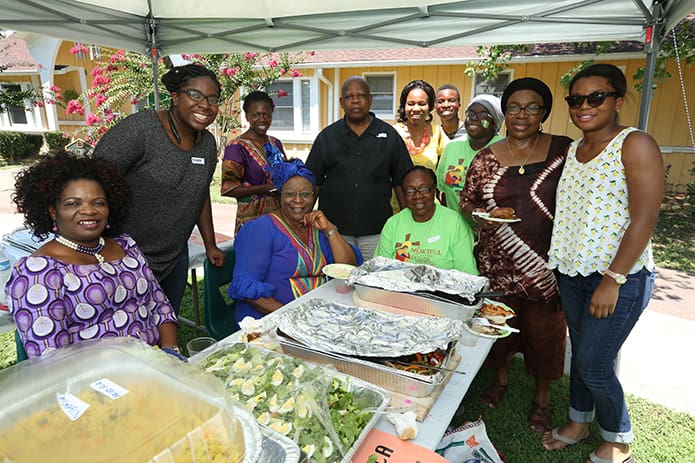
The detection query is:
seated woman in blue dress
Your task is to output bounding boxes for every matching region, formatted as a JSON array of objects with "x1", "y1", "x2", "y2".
[{"x1": 228, "y1": 159, "x2": 362, "y2": 321}]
